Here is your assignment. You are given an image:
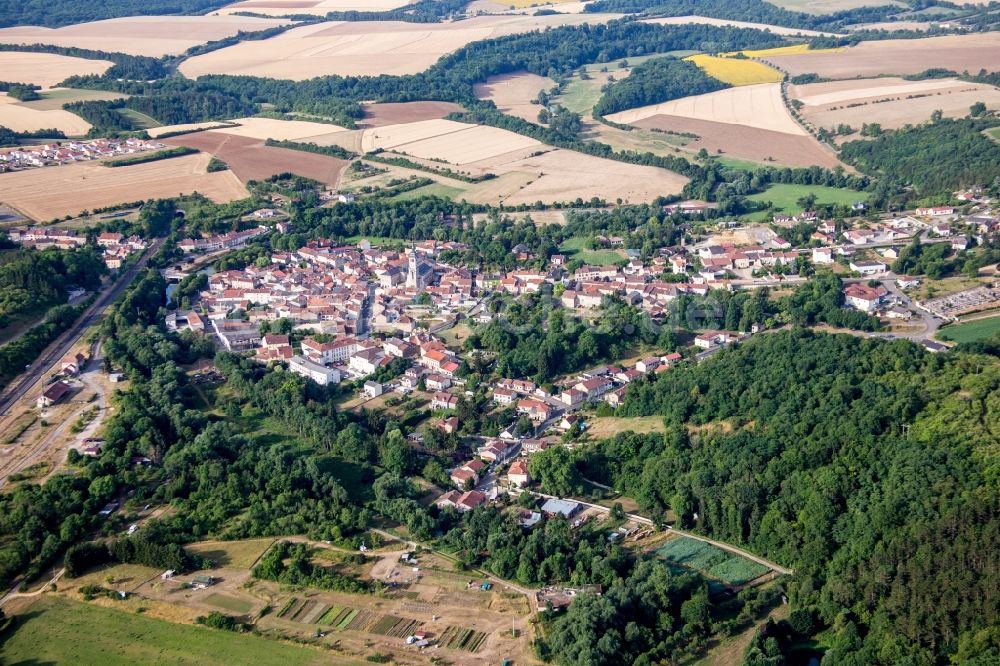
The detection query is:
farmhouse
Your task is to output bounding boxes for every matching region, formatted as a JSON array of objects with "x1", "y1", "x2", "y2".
[
  {"x1": 435, "y1": 490, "x2": 487, "y2": 512},
  {"x1": 508, "y1": 460, "x2": 531, "y2": 488}
]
